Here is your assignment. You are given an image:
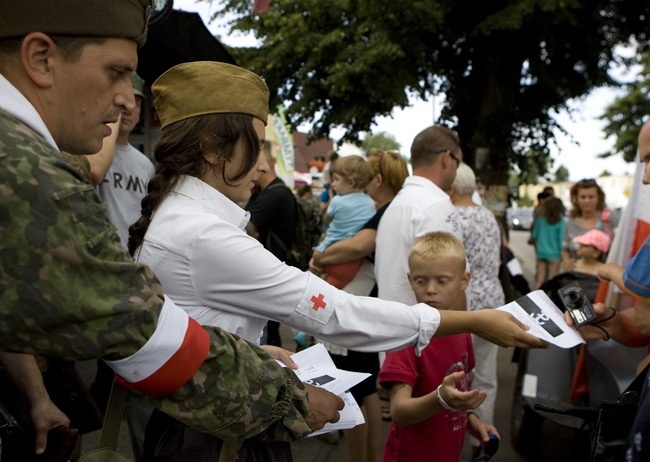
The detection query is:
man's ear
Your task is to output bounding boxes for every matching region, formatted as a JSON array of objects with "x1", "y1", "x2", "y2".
[{"x1": 21, "y1": 32, "x2": 57, "y2": 89}]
